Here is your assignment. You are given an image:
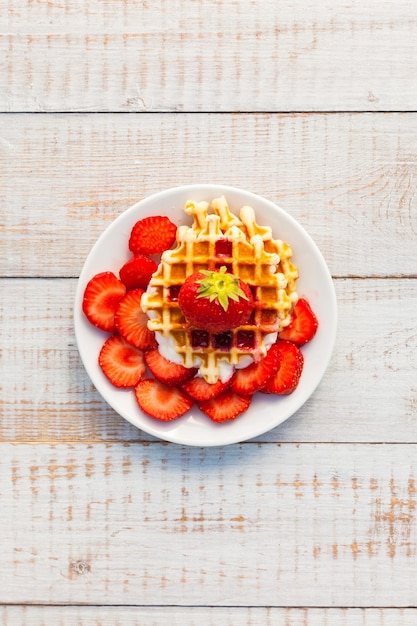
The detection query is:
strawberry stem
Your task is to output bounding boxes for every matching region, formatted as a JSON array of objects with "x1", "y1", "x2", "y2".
[{"x1": 196, "y1": 266, "x2": 248, "y2": 312}]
